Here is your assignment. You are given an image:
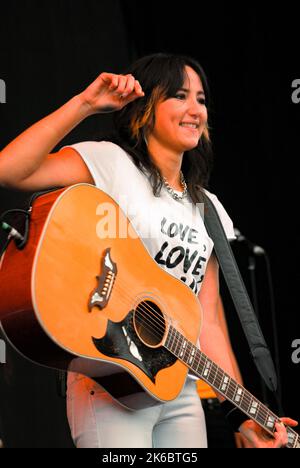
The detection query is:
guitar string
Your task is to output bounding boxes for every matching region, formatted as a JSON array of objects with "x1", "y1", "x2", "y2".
[
  {"x1": 93, "y1": 282, "x2": 284, "y2": 431},
  {"x1": 95, "y1": 280, "x2": 283, "y2": 431},
  {"x1": 133, "y1": 309, "x2": 282, "y2": 431},
  {"x1": 88, "y1": 261, "x2": 296, "y2": 442},
  {"x1": 132, "y1": 302, "x2": 298, "y2": 443},
  {"x1": 91, "y1": 277, "x2": 295, "y2": 442},
  {"x1": 98, "y1": 281, "x2": 277, "y2": 424},
  {"x1": 134, "y1": 312, "x2": 297, "y2": 442}
]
